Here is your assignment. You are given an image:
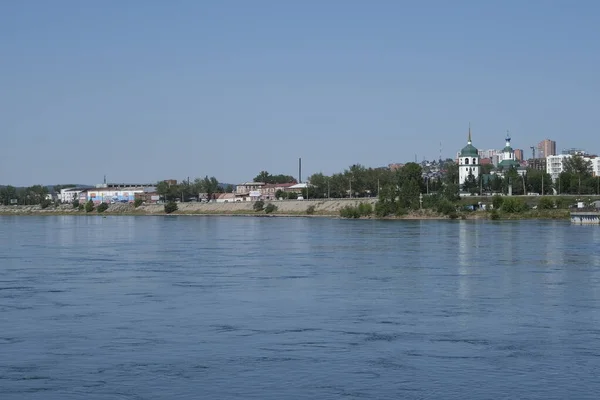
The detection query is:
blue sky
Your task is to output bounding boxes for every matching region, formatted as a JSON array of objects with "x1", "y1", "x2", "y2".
[{"x1": 1, "y1": 0, "x2": 599, "y2": 186}]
